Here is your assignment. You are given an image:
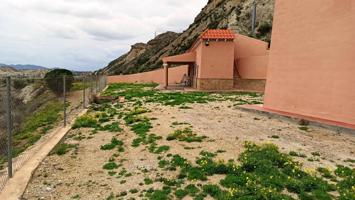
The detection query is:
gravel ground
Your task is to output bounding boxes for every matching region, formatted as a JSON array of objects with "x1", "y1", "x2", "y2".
[{"x1": 22, "y1": 100, "x2": 355, "y2": 200}]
